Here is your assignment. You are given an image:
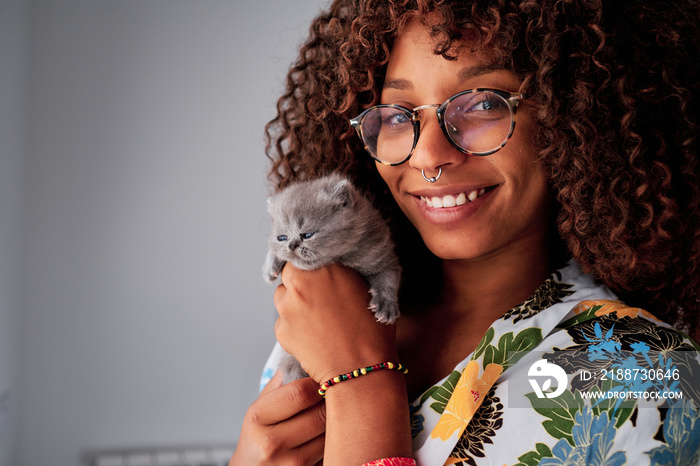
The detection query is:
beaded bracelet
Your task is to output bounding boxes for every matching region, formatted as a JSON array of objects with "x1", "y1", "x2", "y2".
[{"x1": 318, "y1": 362, "x2": 408, "y2": 397}]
